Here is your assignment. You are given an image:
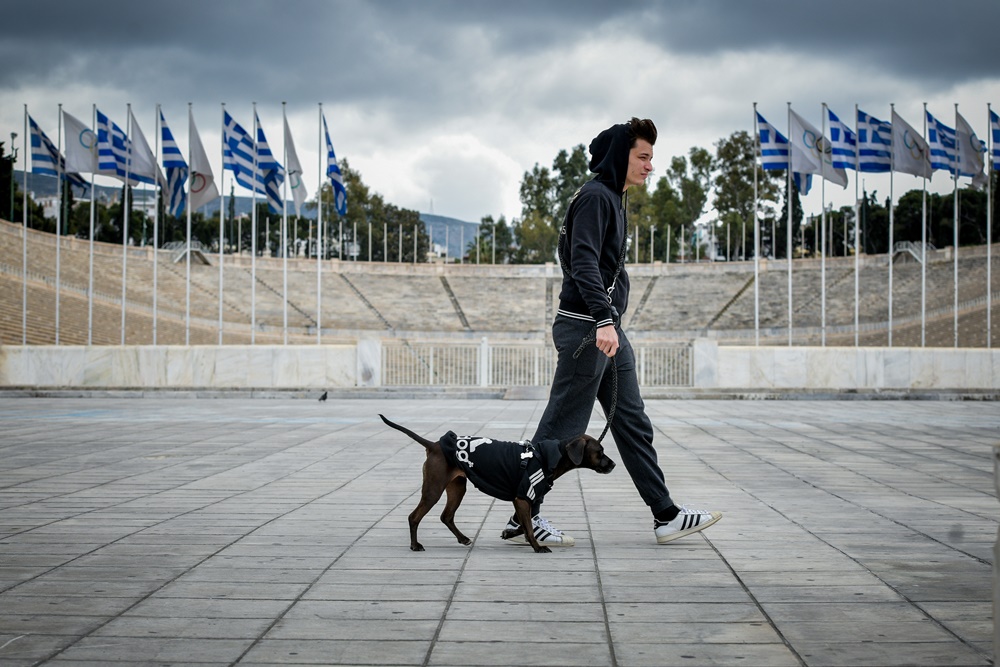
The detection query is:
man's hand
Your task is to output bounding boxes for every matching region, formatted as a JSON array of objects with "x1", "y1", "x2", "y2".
[{"x1": 596, "y1": 325, "x2": 619, "y2": 358}]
